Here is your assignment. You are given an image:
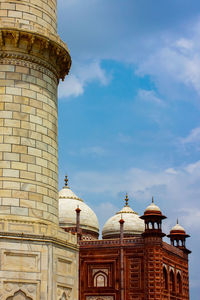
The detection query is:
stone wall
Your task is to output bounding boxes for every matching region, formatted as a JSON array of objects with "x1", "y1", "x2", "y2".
[
  {"x1": 0, "y1": 1, "x2": 78, "y2": 299},
  {"x1": 0, "y1": 59, "x2": 59, "y2": 225},
  {"x1": 0, "y1": 235, "x2": 79, "y2": 300},
  {"x1": 0, "y1": 0, "x2": 57, "y2": 35}
]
